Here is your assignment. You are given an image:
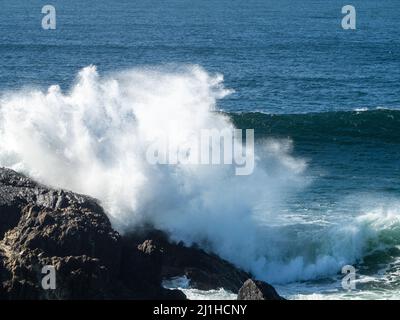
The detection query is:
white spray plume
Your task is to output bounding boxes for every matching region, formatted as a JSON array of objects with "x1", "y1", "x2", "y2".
[{"x1": 4, "y1": 64, "x2": 393, "y2": 284}]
